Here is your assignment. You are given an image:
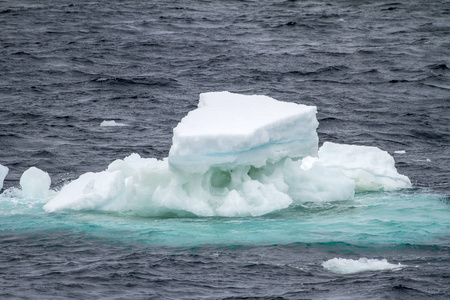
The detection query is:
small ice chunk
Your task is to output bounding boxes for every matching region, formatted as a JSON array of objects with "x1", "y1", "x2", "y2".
[
  {"x1": 44, "y1": 170, "x2": 125, "y2": 212},
  {"x1": 0, "y1": 164, "x2": 9, "y2": 191},
  {"x1": 100, "y1": 120, "x2": 127, "y2": 127},
  {"x1": 318, "y1": 142, "x2": 411, "y2": 192},
  {"x1": 20, "y1": 167, "x2": 51, "y2": 199},
  {"x1": 394, "y1": 150, "x2": 406, "y2": 154},
  {"x1": 169, "y1": 91, "x2": 319, "y2": 172},
  {"x1": 322, "y1": 257, "x2": 405, "y2": 274}
]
